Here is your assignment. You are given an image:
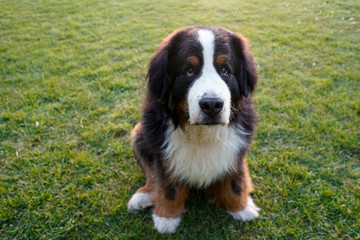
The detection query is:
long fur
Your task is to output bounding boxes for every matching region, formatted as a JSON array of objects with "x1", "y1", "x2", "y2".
[
  {"x1": 128, "y1": 26, "x2": 259, "y2": 233},
  {"x1": 163, "y1": 123, "x2": 248, "y2": 187}
]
